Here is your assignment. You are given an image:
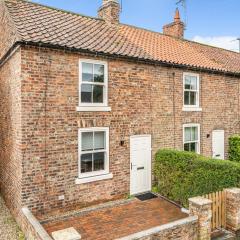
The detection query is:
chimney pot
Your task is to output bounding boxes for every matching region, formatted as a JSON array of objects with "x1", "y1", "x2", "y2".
[{"x1": 174, "y1": 8, "x2": 181, "y2": 22}]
